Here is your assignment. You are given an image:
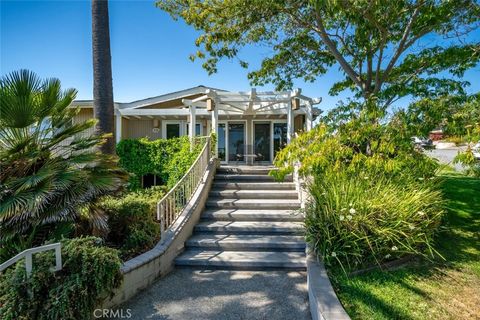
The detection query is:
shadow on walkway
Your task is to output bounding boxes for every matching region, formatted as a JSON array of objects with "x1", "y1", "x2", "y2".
[{"x1": 117, "y1": 269, "x2": 310, "y2": 320}]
